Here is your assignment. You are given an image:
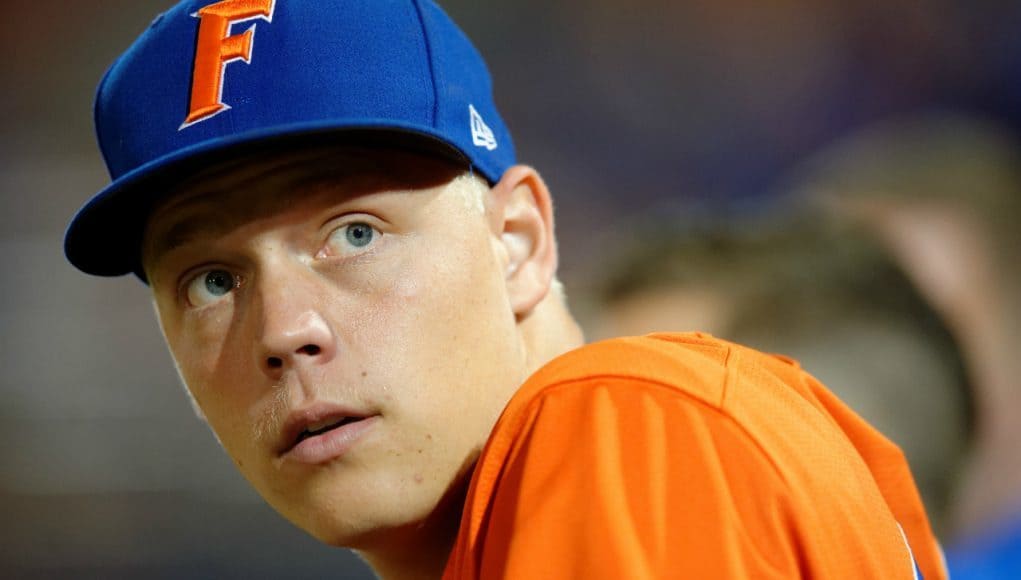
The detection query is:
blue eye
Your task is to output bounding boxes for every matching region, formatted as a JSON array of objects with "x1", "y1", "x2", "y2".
[
  {"x1": 186, "y1": 268, "x2": 239, "y2": 307},
  {"x1": 326, "y1": 222, "x2": 379, "y2": 256},
  {"x1": 346, "y1": 223, "x2": 374, "y2": 247},
  {"x1": 204, "y1": 270, "x2": 235, "y2": 296}
]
